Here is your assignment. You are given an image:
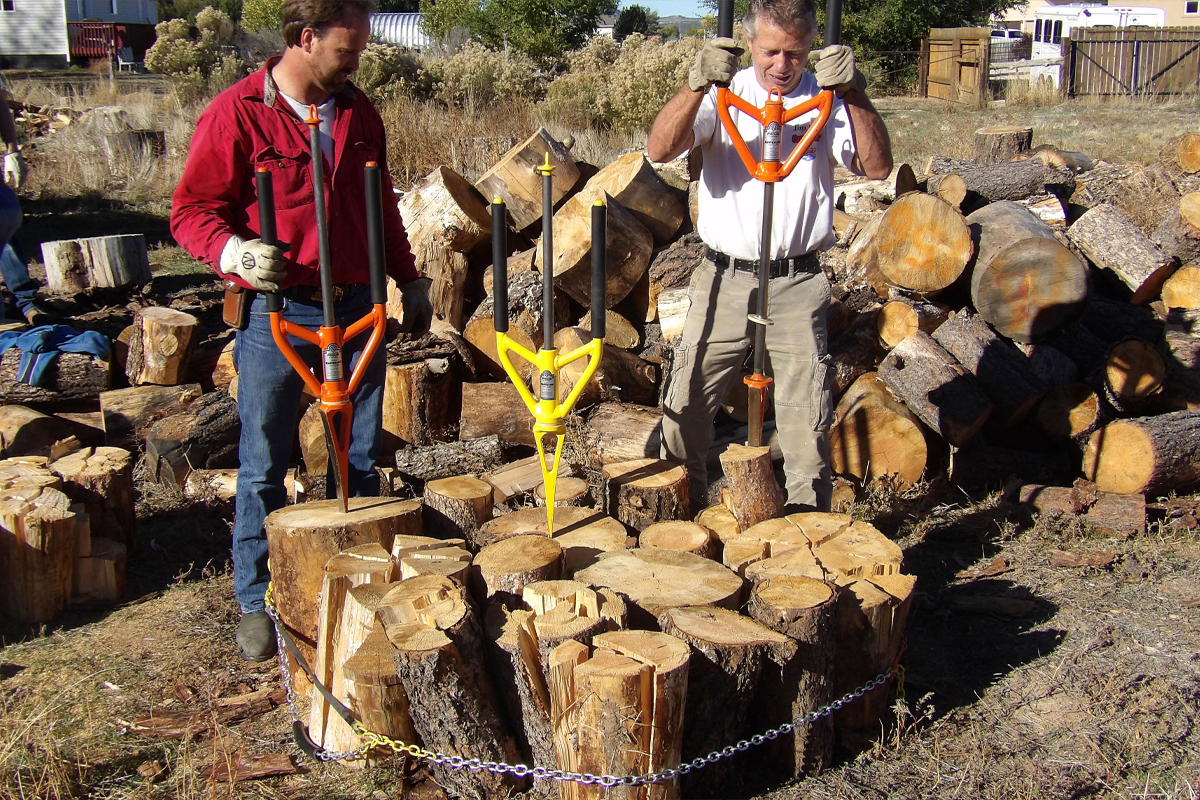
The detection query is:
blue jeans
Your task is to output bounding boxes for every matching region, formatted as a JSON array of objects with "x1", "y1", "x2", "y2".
[
  {"x1": 1, "y1": 240, "x2": 40, "y2": 317},
  {"x1": 232, "y1": 287, "x2": 385, "y2": 614}
]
